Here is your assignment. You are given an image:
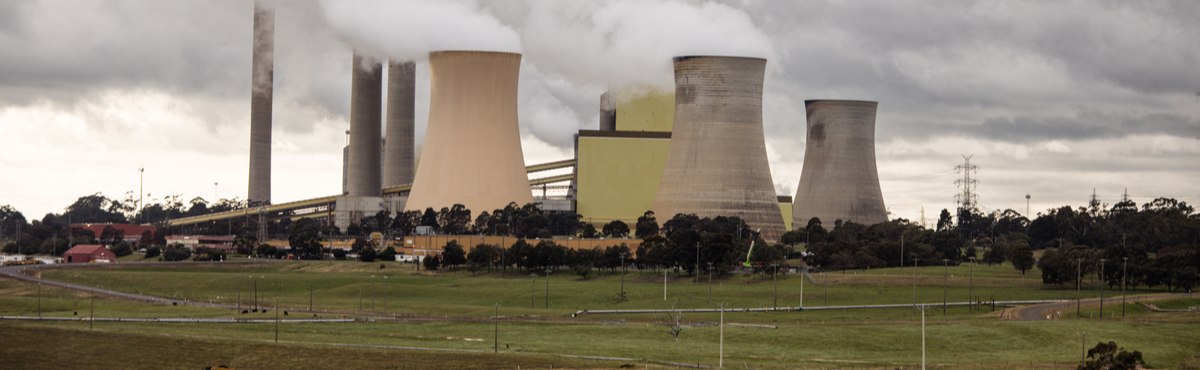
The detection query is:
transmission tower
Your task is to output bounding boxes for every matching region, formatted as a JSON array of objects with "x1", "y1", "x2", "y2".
[
  {"x1": 954, "y1": 154, "x2": 979, "y2": 213},
  {"x1": 1088, "y1": 188, "x2": 1101, "y2": 212}
]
